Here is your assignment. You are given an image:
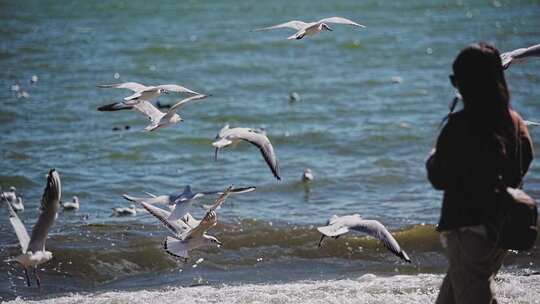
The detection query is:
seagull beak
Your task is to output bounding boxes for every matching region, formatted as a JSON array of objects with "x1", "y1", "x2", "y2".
[{"x1": 326, "y1": 26, "x2": 333, "y2": 31}]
